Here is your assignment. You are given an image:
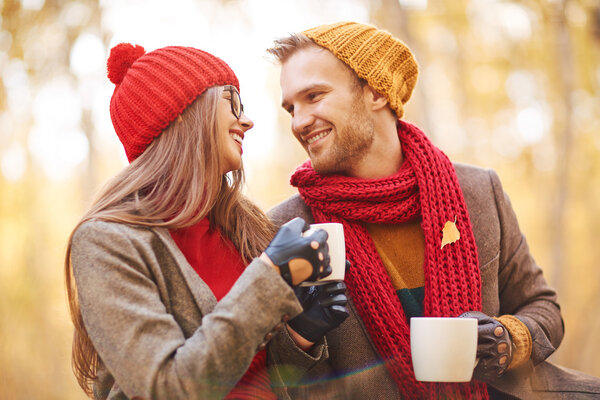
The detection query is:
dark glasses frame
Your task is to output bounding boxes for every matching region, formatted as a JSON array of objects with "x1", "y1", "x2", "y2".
[{"x1": 223, "y1": 85, "x2": 244, "y2": 119}]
